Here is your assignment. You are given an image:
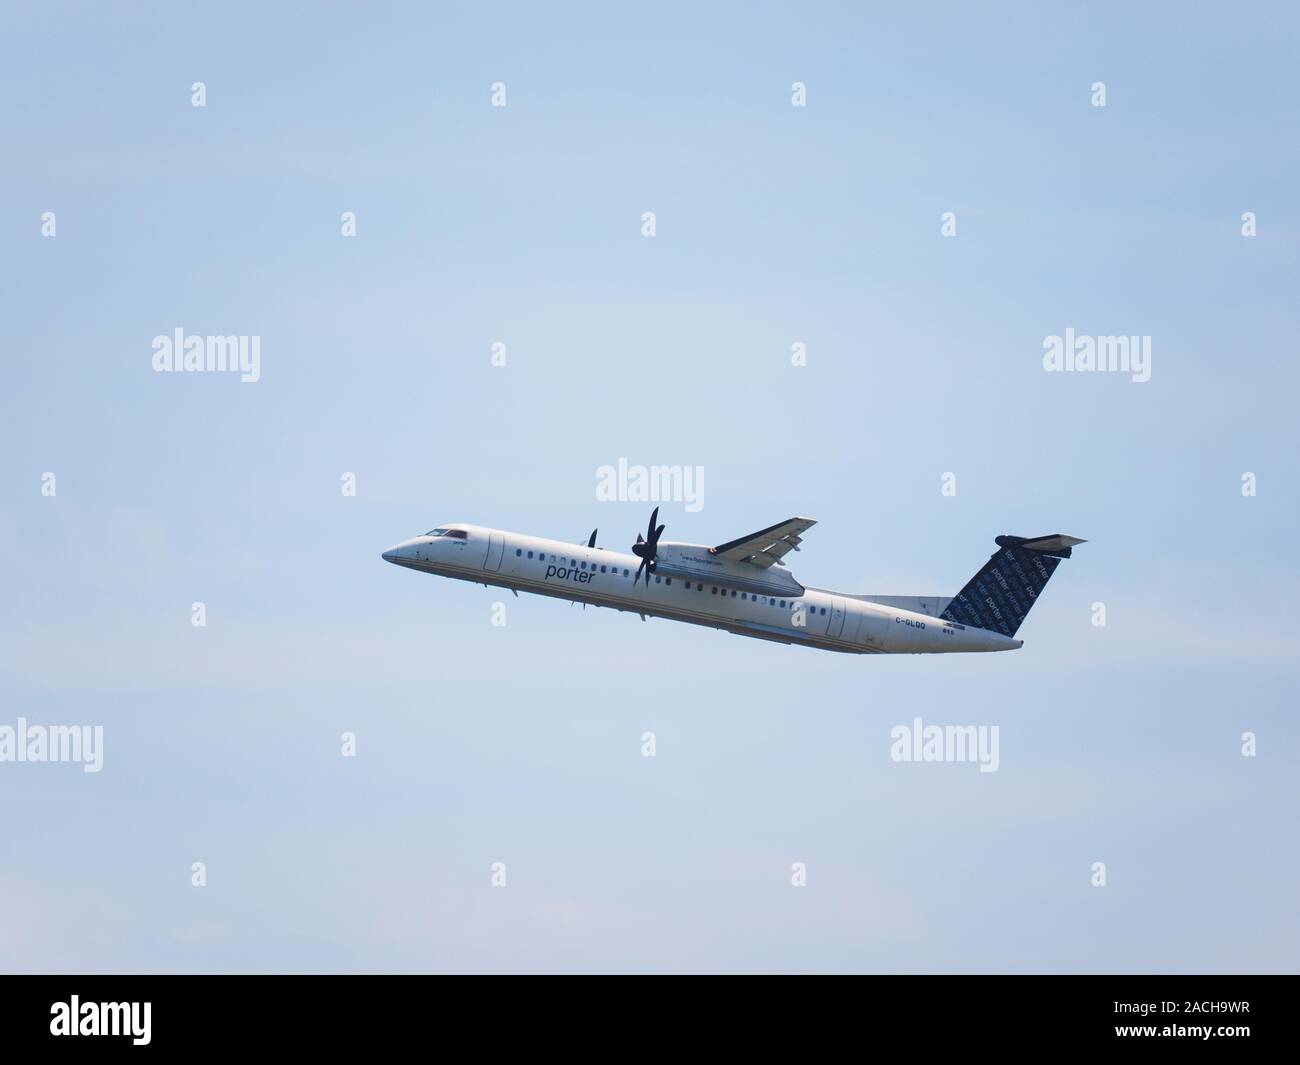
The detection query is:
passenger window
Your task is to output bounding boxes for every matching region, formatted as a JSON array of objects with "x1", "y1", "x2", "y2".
[
  {"x1": 515, "y1": 549, "x2": 522, "y2": 556},
  {"x1": 601, "y1": 565, "x2": 607, "y2": 573},
  {"x1": 665, "y1": 578, "x2": 671, "y2": 586}
]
